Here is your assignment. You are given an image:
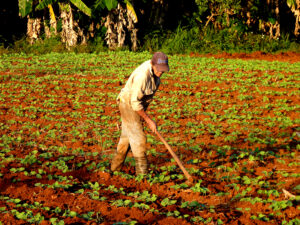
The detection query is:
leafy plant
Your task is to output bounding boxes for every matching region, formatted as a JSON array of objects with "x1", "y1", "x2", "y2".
[{"x1": 160, "y1": 198, "x2": 177, "y2": 207}]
